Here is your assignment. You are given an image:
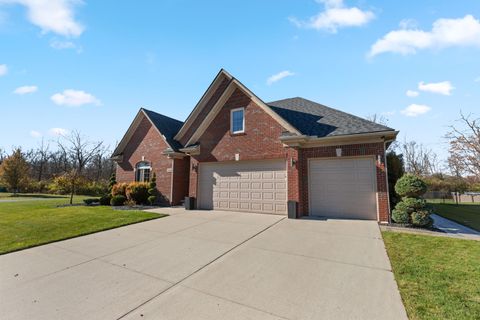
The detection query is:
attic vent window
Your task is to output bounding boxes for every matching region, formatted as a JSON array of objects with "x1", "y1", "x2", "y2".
[
  {"x1": 231, "y1": 108, "x2": 245, "y2": 134},
  {"x1": 135, "y1": 161, "x2": 151, "y2": 182}
]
